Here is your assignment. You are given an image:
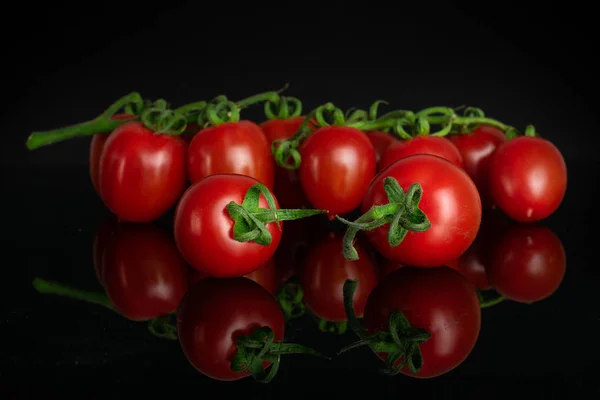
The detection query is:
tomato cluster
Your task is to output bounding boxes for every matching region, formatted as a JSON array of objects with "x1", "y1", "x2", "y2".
[{"x1": 28, "y1": 89, "x2": 568, "y2": 382}]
